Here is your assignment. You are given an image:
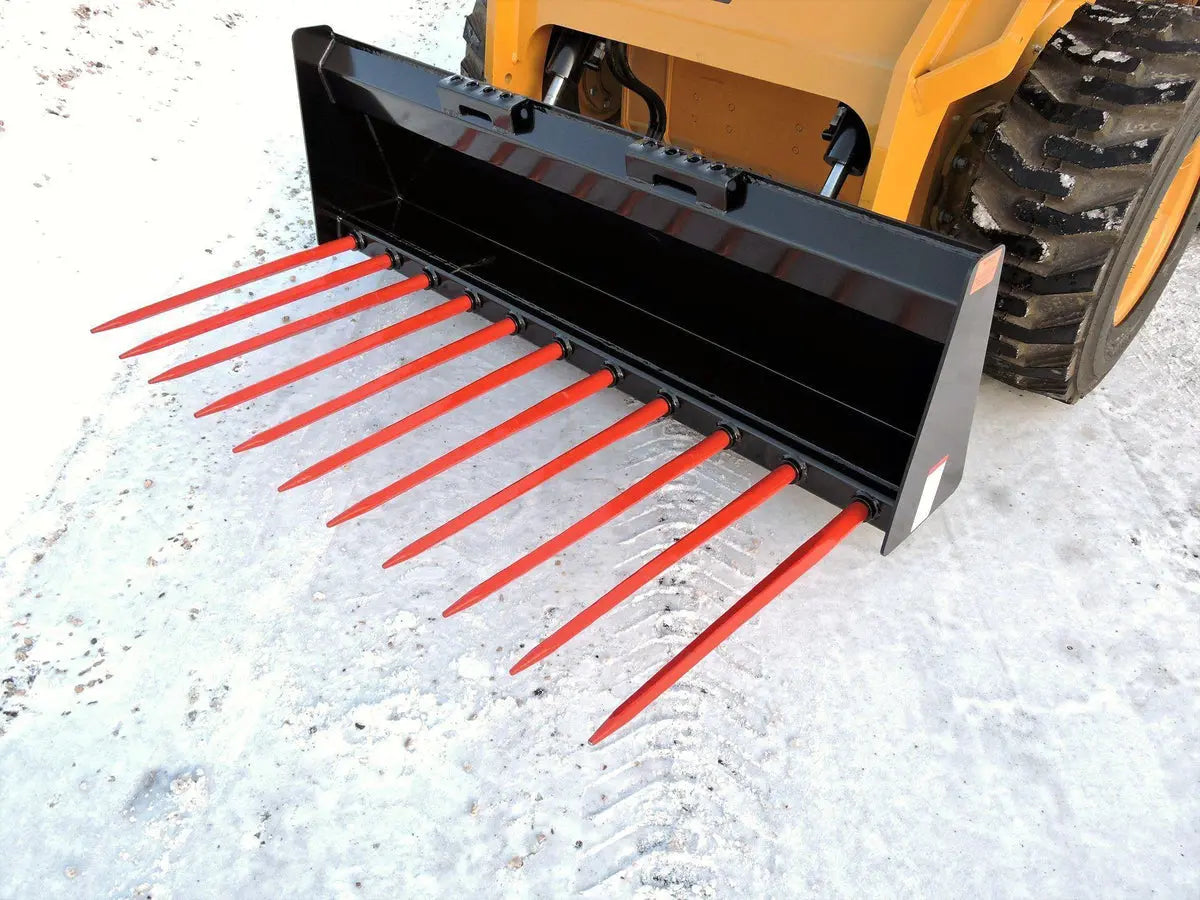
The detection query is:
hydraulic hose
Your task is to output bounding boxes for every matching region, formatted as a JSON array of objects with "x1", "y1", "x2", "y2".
[{"x1": 608, "y1": 42, "x2": 666, "y2": 140}]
